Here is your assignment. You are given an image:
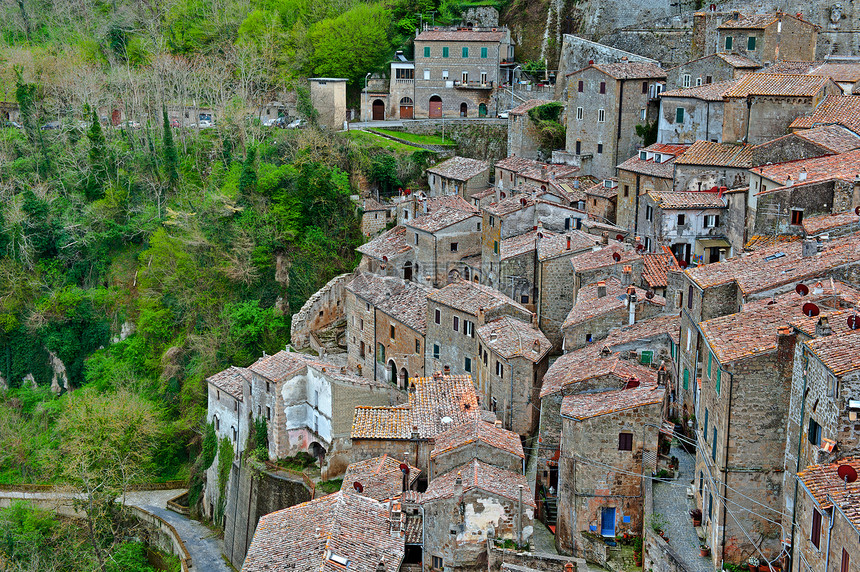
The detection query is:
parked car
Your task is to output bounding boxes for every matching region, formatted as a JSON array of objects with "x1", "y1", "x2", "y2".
[
  {"x1": 197, "y1": 119, "x2": 213, "y2": 128},
  {"x1": 3, "y1": 120, "x2": 22, "y2": 129},
  {"x1": 286, "y1": 118, "x2": 306, "y2": 129},
  {"x1": 497, "y1": 110, "x2": 511, "y2": 119},
  {"x1": 117, "y1": 120, "x2": 141, "y2": 129},
  {"x1": 40, "y1": 121, "x2": 61, "y2": 130}
]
